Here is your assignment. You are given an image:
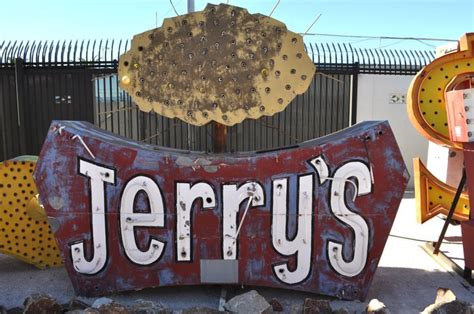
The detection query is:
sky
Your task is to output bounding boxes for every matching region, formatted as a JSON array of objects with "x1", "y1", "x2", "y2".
[{"x1": 0, "y1": 0, "x2": 473, "y2": 51}]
